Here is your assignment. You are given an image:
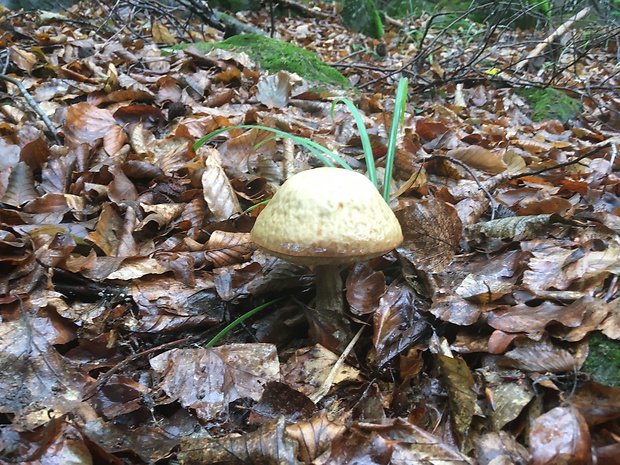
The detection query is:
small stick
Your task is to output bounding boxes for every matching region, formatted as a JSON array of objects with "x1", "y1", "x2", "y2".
[
  {"x1": 0, "y1": 73, "x2": 62, "y2": 145},
  {"x1": 309, "y1": 326, "x2": 363, "y2": 403},
  {"x1": 515, "y1": 7, "x2": 591, "y2": 72}
]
